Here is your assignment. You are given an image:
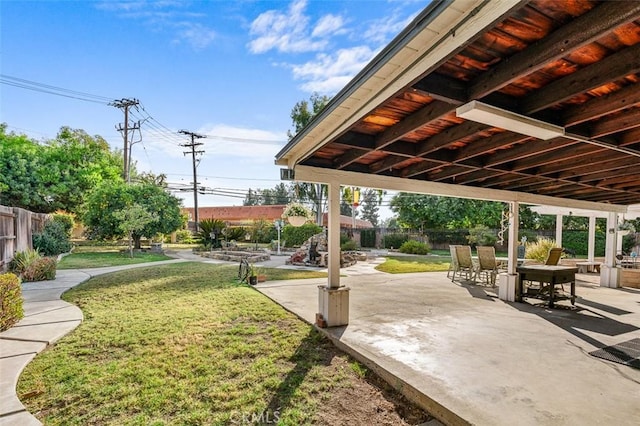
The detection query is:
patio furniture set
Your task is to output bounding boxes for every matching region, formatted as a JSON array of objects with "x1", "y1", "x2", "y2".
[
  {"x1": 448, "y1": 245, "x2": 504, "y2": 286},
  {"x1": 449, "y1": 245, "x2": 578, "y2": 308}
]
